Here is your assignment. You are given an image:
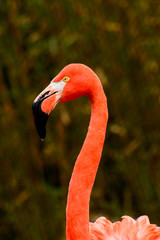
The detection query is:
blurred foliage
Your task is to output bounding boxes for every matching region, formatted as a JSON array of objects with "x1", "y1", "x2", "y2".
[{"x1": 0, "y1": 0, "x2": 160, "y2": 239}]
